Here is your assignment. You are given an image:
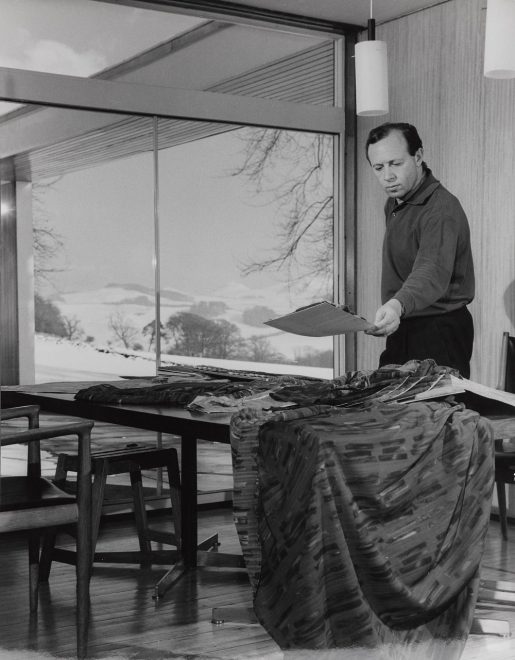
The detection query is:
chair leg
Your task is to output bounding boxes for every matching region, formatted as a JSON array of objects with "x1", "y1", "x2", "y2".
[
  {"x1": 28, "y1": 530, "x2": 40, "y2": 612},
  {"x1": 40, "y1": 456, "x2": 73, "y2": 580},
  {"x1": 129, "y1": 468, "x2": 153, "y2": 564},
  {"x1": 76, "y1": 508, "x2": 90, "y2": 660},
  {"x1": 496, "y1": 480, "x2": 508, "y2": 540},
  {"x1": 39, "y1": 528, "x2": 58, "y2": 582},
  {"x1": 54, "y1": 453, "x2": 69, "y2": 485},
  {"x1": 166, "y1": 453, "x2": 182, "y2": 550},
  {"x1": 91, "y1": 459, "x2": 109, "y2": 553},
  {"x1": 41, "y1": 460, "x2": 106, "y2": 578},
  {"x1": 40, "y1": 455, "x2": 70, "y2": 580}
]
